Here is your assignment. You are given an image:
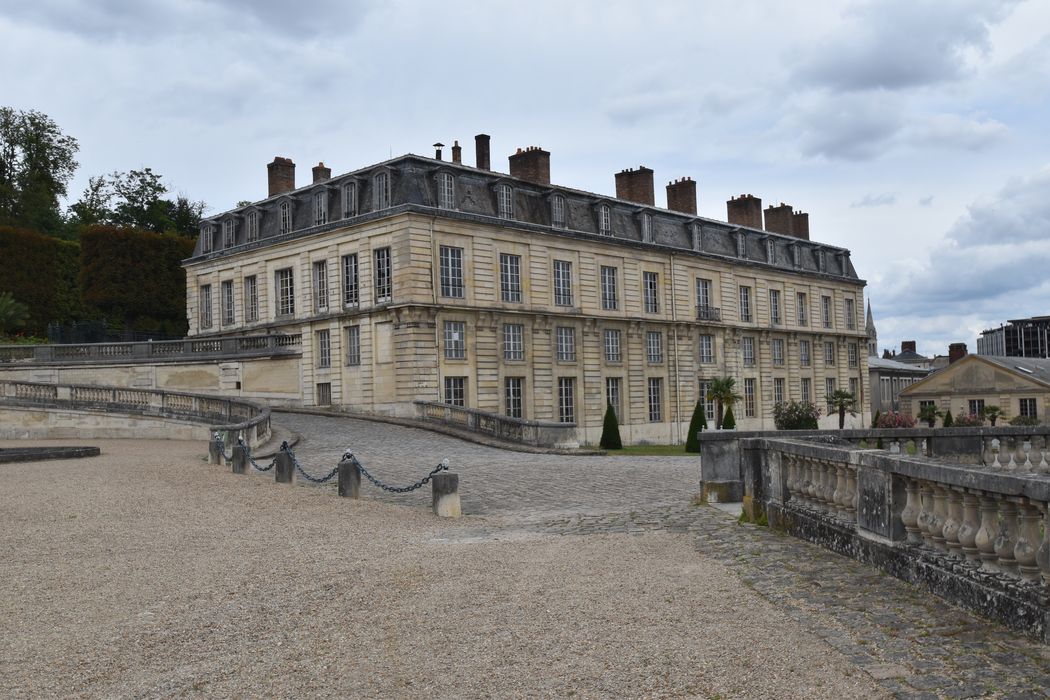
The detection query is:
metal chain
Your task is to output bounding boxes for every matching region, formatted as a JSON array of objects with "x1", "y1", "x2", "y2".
[
  {"x1": 213, "y1": 431, "x2": 234, "y2": 461},
  {"x1": 237, "y1": 438, "x2": 276, "y2": 472},
  {"x1": 284, "y1": 444, "x2": 339, "y2": 484},
  {"x1": 343, "y1": 452, "x2": 450, "y2": 493}
]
